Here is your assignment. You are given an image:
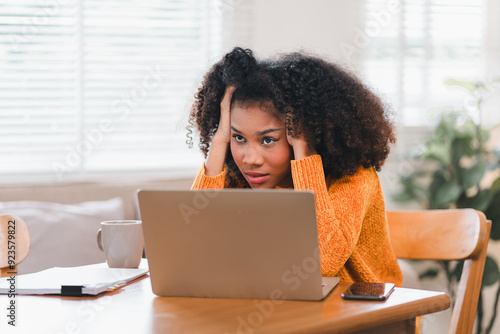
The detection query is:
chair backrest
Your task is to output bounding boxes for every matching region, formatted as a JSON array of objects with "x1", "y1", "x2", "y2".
[
  {"x1": 0, "y1": 215, "x2": 31, "y2": 277},
  {"x1": 387, "y1": 209, "x2": 490, "y2": 334}
]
